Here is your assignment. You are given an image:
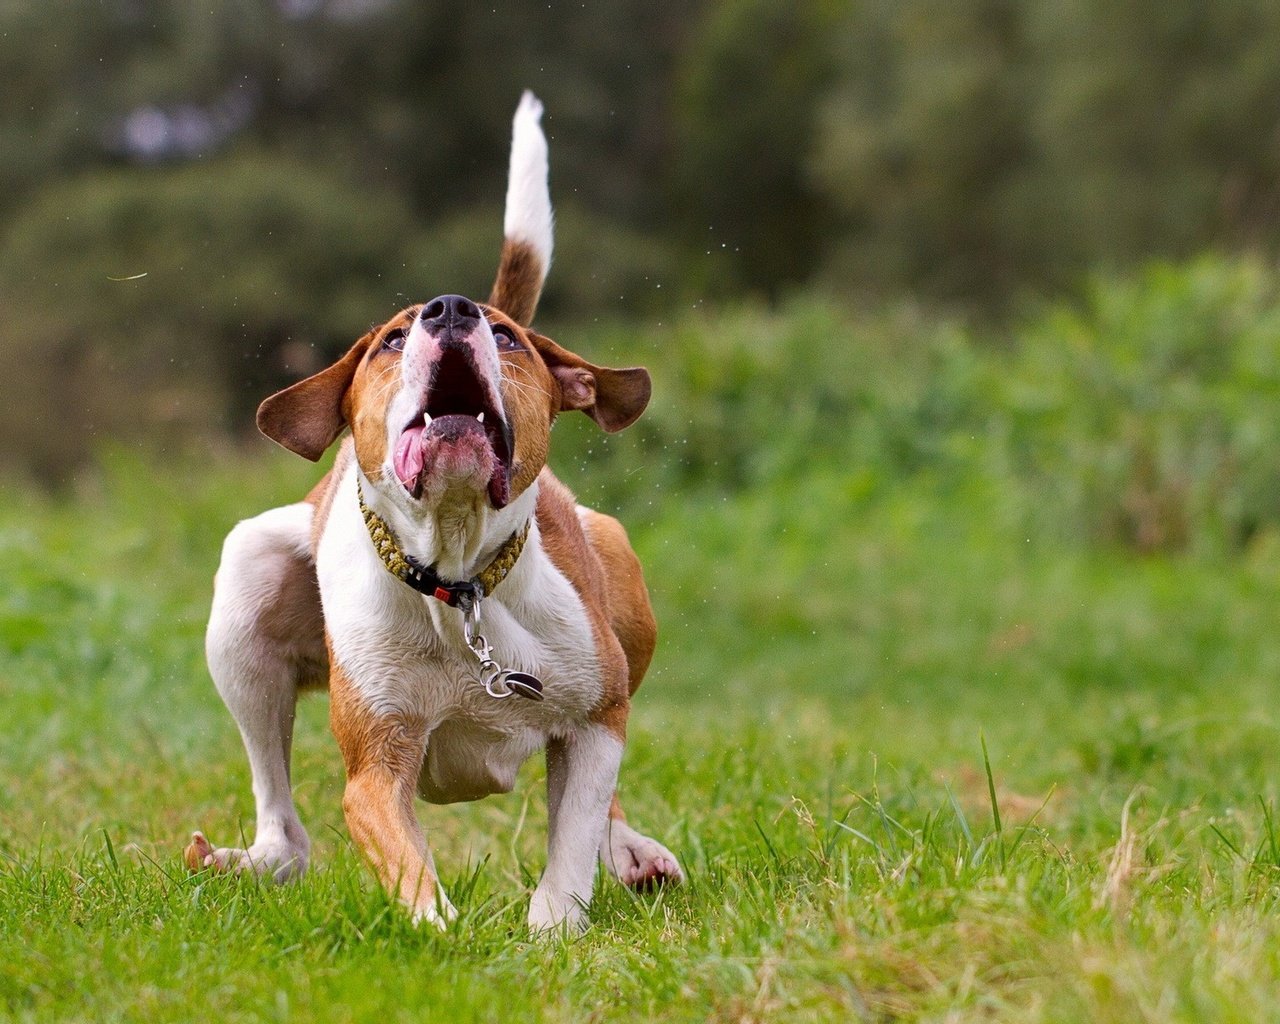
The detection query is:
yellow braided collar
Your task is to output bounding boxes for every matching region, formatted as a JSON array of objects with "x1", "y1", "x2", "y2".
[{"x1": 357, "y1": 479, "x2": 530, "y2": 603}]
